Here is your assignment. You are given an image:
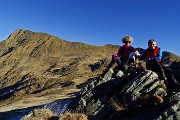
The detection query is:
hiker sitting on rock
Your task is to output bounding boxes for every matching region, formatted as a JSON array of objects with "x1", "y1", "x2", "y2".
[
  {"x1": 135, "y1": 39, "x2": 166, "y2": 80},
  {"x1": 135, "y1": 39, "x2": 180, "y2": 90},
  {"x1": 103, "y1": 35, "x2": 136, "y2": 75}
]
